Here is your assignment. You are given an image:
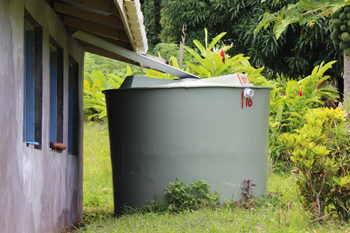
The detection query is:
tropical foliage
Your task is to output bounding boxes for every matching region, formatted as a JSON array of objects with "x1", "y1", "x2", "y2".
[
  {"x1": 146, "y1": 55, "x2": 190, "y2": 79},
  {"x1": 160, "y1": 0, "x2": 343, "y2": 82},
  {"x1": 280, "y1": 108, "x2": 350, "y2": 221},
  {"x1": 83, "y1": 66, "x2": 132, "y2": 120},
  {"x1": 255, "y1": 0, "x2": 349, "y2": 39},
  {"x1": 146, "y1": 29, "x2": 265, "y2": 80},
  {"x1": 84, "y1": 52, "x2": 146, "y2": 78},
  {"x1": 142, "y1": 0, "x2": 162, "y2": 49},
  {"x1": 183, "y1": 29, "x2": 261, "y2": 79},
  {"x1": 254, "y1": 0, "x2": 349, "y2": 101},
  {"x1": 249, "y1": 61, "x2": 339, "y2": 170}
]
